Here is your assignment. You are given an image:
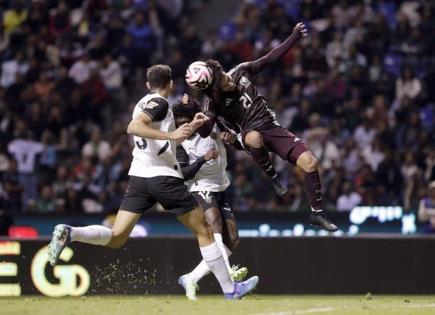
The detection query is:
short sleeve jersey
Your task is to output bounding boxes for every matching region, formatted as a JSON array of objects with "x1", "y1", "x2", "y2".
[
  {"x1": 128, "y1": 92, "x2": 182, "y2": 179},
  {"x1": 208, "y1": 62, "x2": 279, "y2": 132}
]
